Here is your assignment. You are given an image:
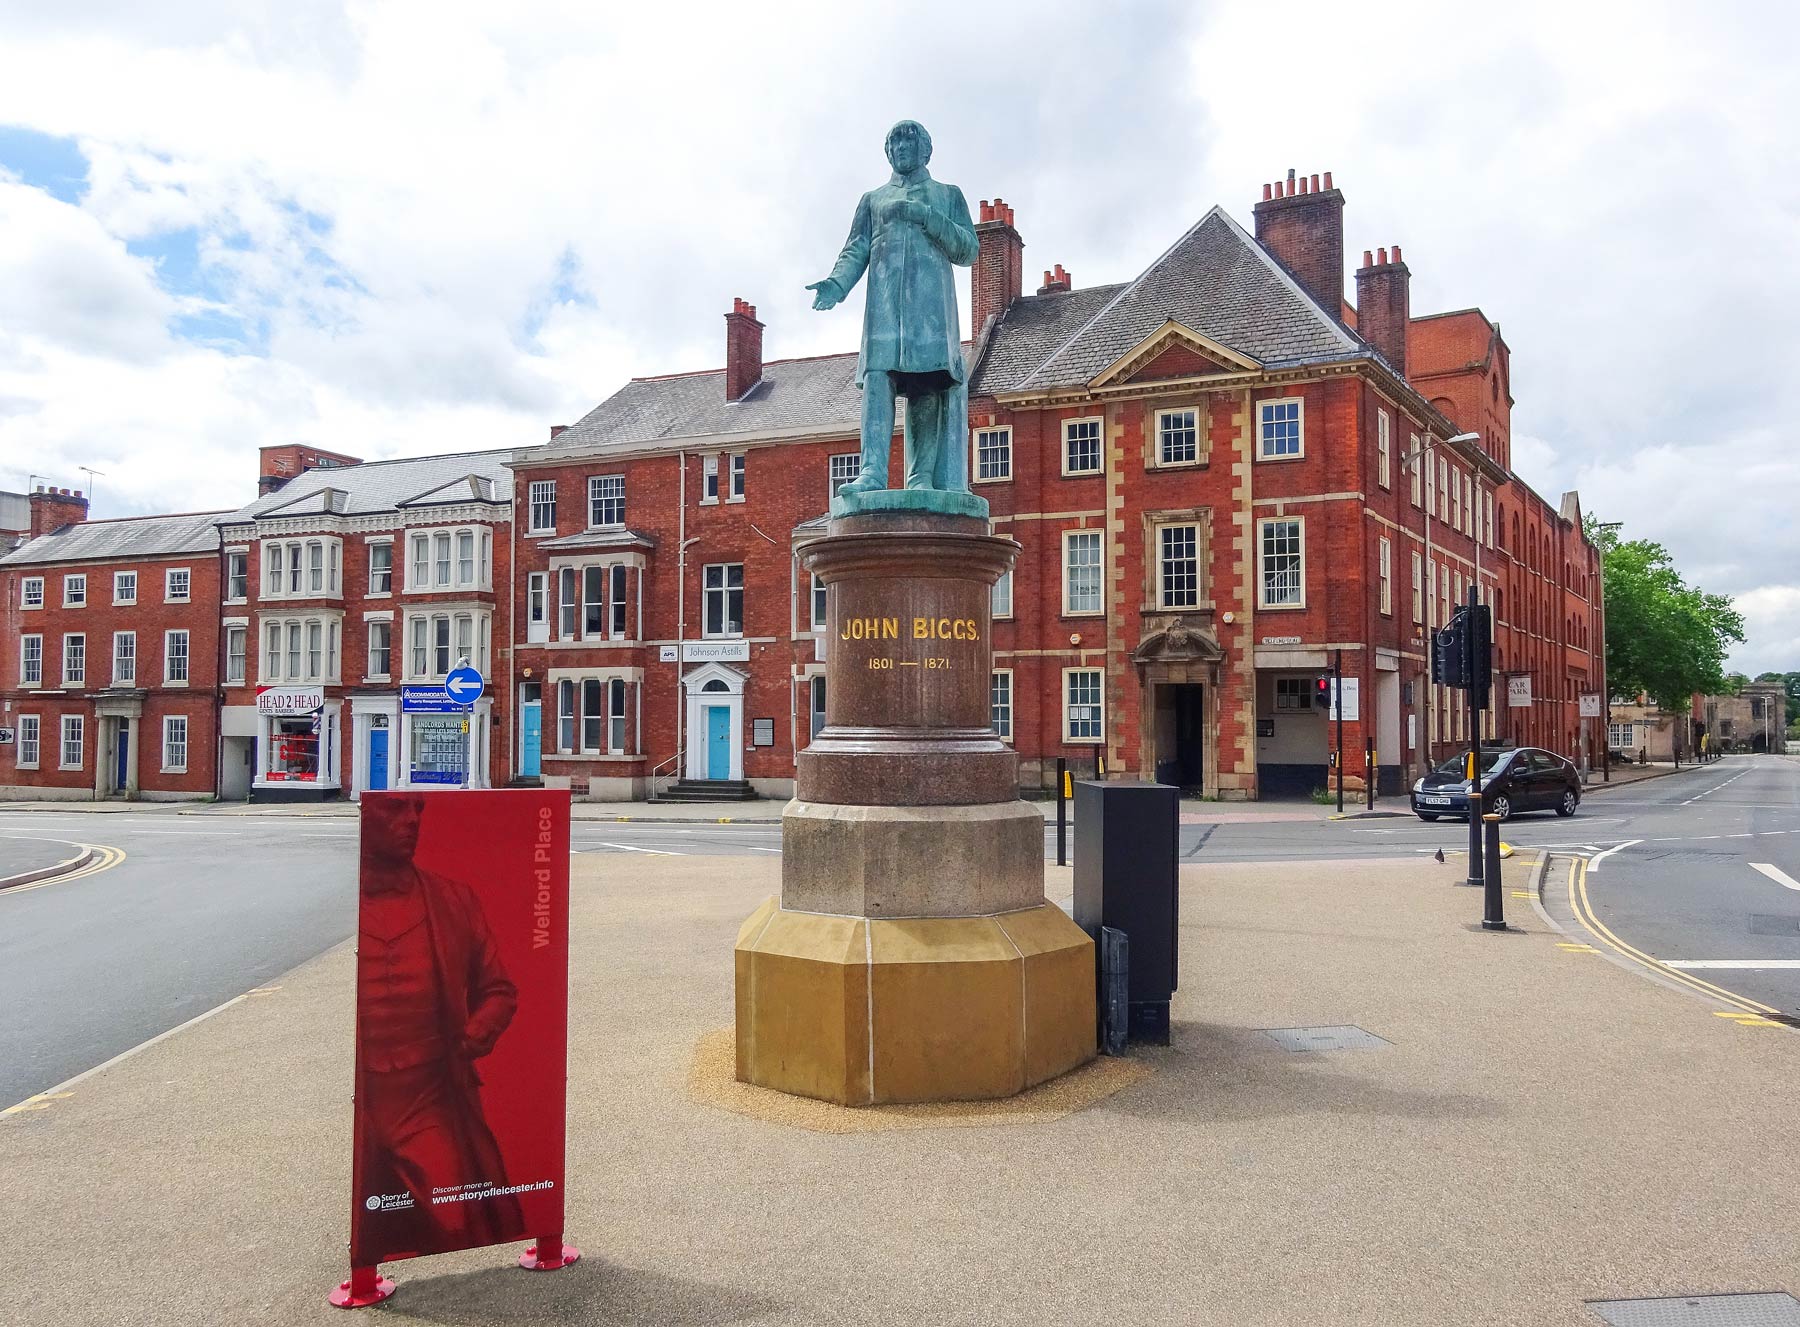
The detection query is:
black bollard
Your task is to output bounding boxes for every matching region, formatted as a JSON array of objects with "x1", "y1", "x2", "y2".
[
  {"x1": 1055, "y1": 757, "x2": 1067, "y2": 867},
  {"x1": 1482, "y1": 813, "x2": 1506, "y2": 930},
  {"x1": 1465, "y1": 790, "x2": 1484, "y2": 887}
]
